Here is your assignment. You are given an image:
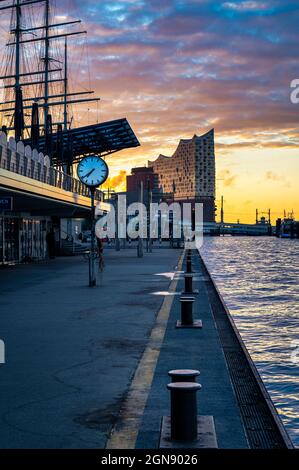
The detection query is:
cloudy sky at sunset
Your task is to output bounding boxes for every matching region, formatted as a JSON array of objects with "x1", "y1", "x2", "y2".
[{"x1": 1, "y1": 0, "x2": 298, "y2": 222}]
